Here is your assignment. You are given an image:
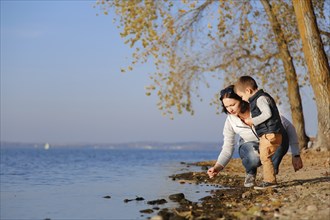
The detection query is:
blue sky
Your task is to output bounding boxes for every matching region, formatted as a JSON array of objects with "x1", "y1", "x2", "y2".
[{"x1": 0, "y1": 1, "x2": 317, "y2": 144}]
